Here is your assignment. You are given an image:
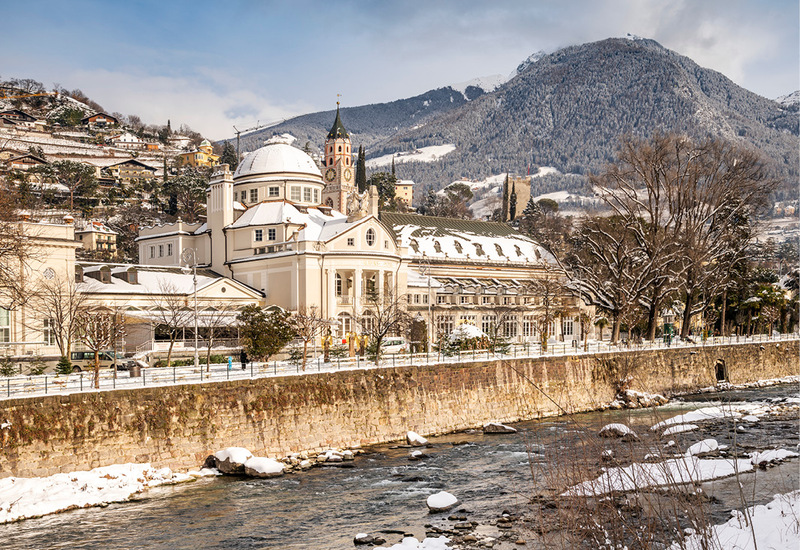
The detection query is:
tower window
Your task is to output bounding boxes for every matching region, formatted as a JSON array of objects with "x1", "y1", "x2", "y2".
[
  {"x1": 290, "y1": 187, "x2": 301, "y2": 201},
  {"x1": 366, "y1": 228, "x2": 375, "y2": 246},
  {"x1": 303, "y1": 187, "x2": 312, "y2": 202},
  {"x1": 338, "y1": 146, "x2": 341, "y2": 152},
  {"x1": 328, "y1": 159, "x2": 333, "y2": 166},
  {"x1": 268, "y1": 186, "x2": 279, "y2": 197},
  {"x1": 346, "y1": 157, "x2": 350, "y2": 165},
  {"x1": 250, "y1": 189, "x2": 258, "y2": 203}
]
